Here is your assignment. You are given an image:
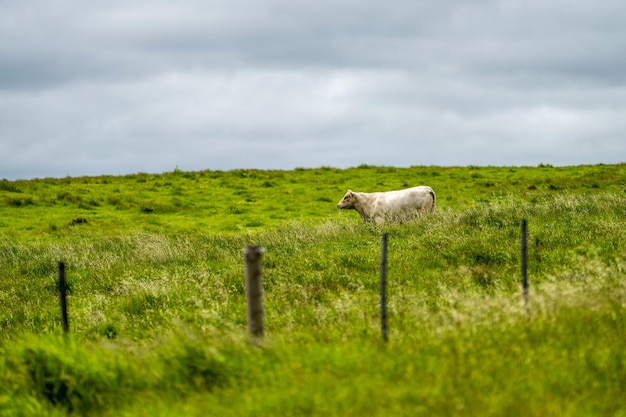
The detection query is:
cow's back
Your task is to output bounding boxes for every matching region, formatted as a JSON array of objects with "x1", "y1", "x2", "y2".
[{"x1": 377, "y1": 186, "x2": 435, "y2": 220}]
